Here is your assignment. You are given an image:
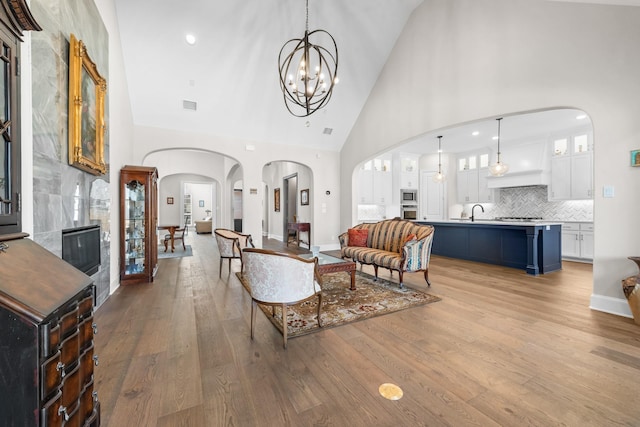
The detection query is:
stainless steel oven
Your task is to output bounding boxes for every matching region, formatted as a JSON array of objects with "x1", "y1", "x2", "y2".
[{"x1": 401, "y1": 205, "x2": 418, "y2": 220}]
